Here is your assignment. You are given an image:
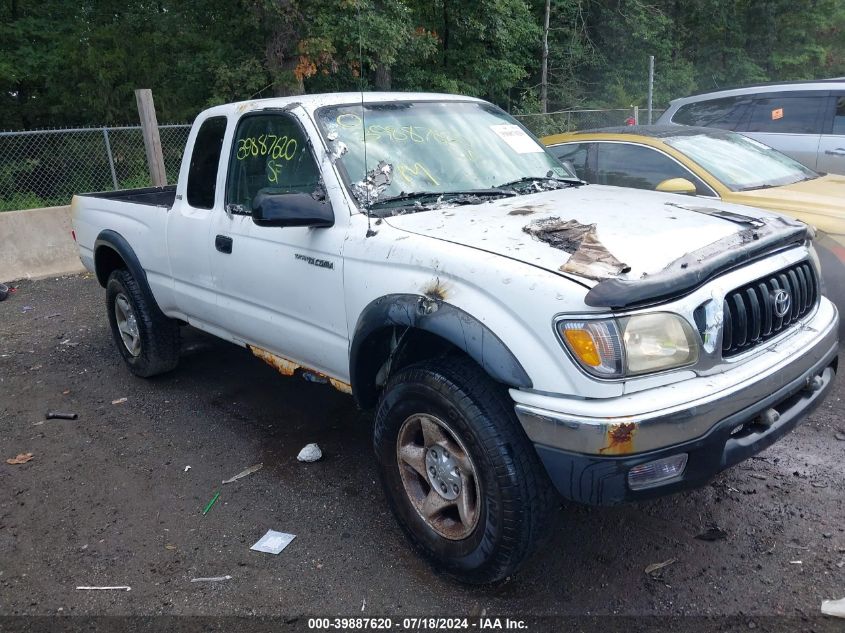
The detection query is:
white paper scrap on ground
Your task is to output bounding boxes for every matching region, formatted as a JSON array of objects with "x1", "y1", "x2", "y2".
[
  {"x1": 822, "y1": 597, "x2": 845, "y2": 618},
  {"x1": 76, "y1": 586, "x2": 131, "y2": 591},
  {"x1": 489, "y1": 124, "x2": 544, "y2": 154},
  {"x1": 222, "y1": 462, "x2": 263, "y2": 484},
  {"x1": 190, "y1": 575, "x2": 232, "y2": 583},
  {"x1": 297, "y1": 443, "x2": 322, "y2": 462},
  {"x1": 250, "y1": 530, "x2": 296, "y2": 555}
]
